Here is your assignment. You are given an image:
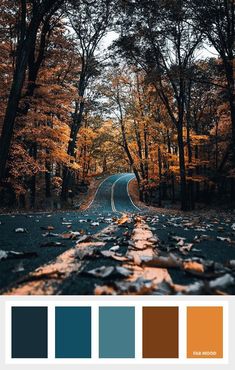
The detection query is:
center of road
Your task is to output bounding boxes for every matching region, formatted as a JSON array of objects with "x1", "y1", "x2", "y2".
[{"x1": 85, "y1": 173, "x2": 142, "y2": 214}]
